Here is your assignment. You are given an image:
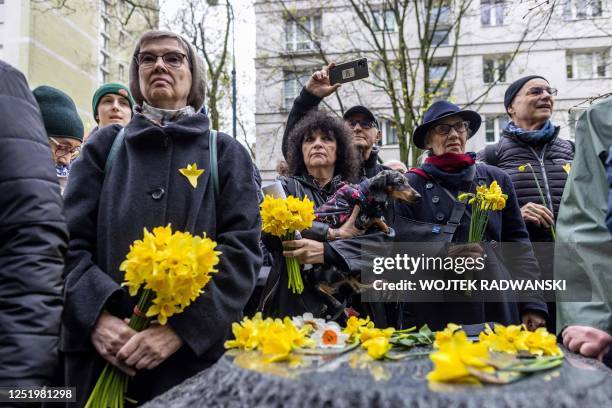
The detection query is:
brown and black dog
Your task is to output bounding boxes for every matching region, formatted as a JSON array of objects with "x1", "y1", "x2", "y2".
[{"x1": 315, "y1": 169, "x2": 420, "y2": 233}]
